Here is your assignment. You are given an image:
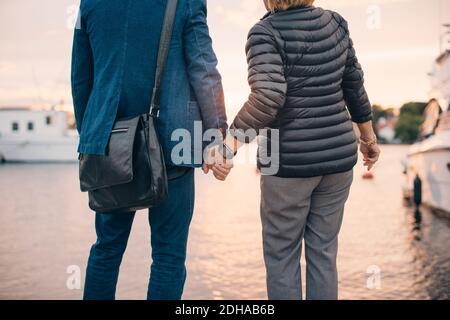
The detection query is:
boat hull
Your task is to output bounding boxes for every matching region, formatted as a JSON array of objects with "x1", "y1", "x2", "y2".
[
  {"x1": 406, "y1": 131, "x2": 450, "y2": 214},
  {"x1": 0, "y1": 138, "x2": 78, "y2": 163}
]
